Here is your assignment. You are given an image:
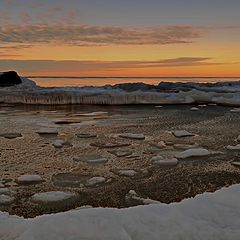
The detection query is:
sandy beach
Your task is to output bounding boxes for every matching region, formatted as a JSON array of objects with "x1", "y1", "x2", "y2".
[{"x1": 0, "y1": 103, "x2": 240, "y2": 218}]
